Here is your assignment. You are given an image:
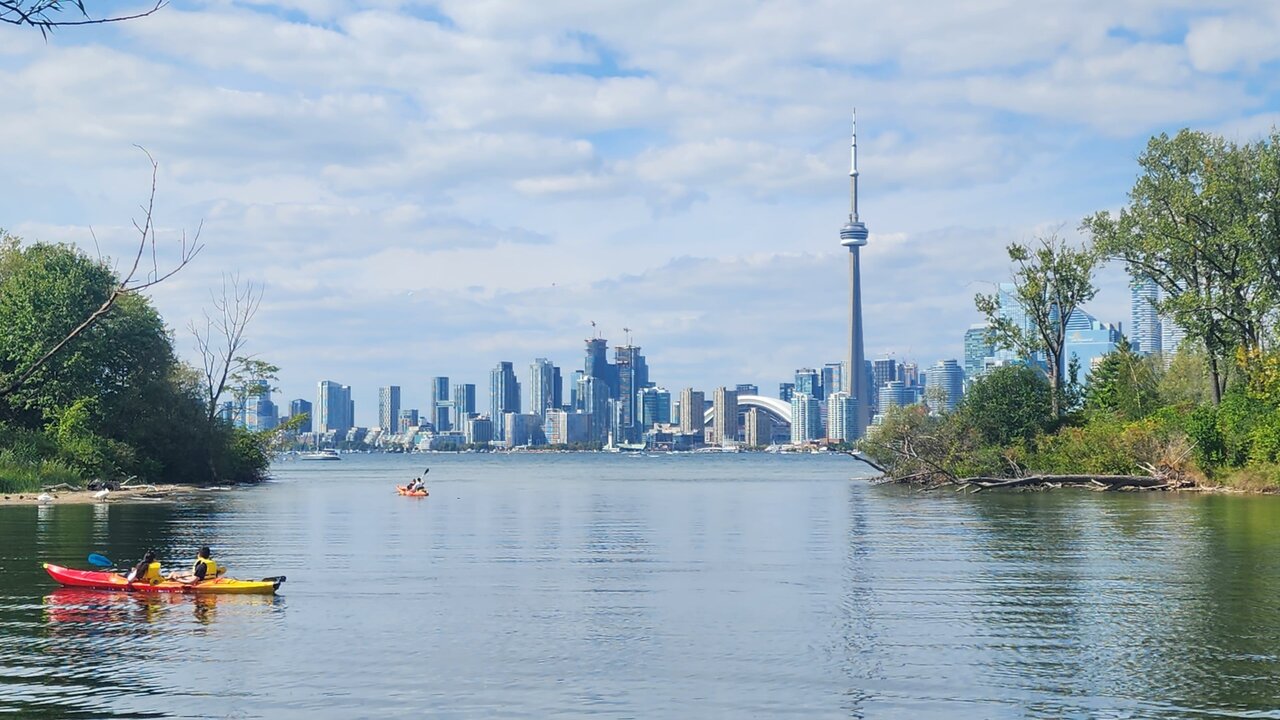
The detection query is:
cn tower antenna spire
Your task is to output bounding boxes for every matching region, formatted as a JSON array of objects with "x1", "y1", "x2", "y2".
[{"x1": 850, "y1": 108, "x2": 859, "y2": 222}]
